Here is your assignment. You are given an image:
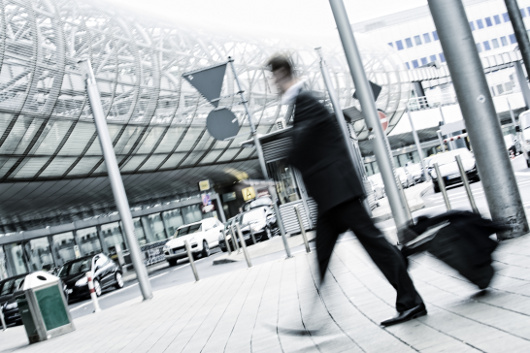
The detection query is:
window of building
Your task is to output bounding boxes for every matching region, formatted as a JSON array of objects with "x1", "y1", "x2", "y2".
[
  {"x1": 528, "y1": 8, "x2": 530, "y2": 17},
  {"x1": 521, "y1": 8, "x2": 526, "y2": 17},
  {"x1": 143, "y1": 213, "x2": 167, "y2": 243},
  {"x1": 496, "y1": 84, "x2": 504, "y2": 95},
  {"x1": 414, "y1": 35, "x2": 422, "y2": 45},
  {"x1": 469, "y1": 21, "x2": 475, "y2": 31},
  {"x1": 395, "y1": 40, "x2": 404, "y2": 50},
  {"x1": 501, "y1": 36, "x2": 508, "y2": 46},
  {"x1": 509, "y1": 34, "x2": 517, "y2": 43},
  {"x1": 439, "y1": 52, "x2": 446, "y2": 62},
  {"x1": 24, "y1": 238, "x2": 54, "y2": 272},
  {"x1": 411, "y1": 59, "x2": 419, "y2": 68},
  {"x1": 430, "y1": 54, "x2": 437, "y2": 62},
  {"x1": 476, "y1": 43, "x2": 482, "y2": 52},
  {"x1": 3, "y1": 243, "x2": 28, "y2": 276},
  {"x1": 51, "y1": 232, "x2": 76, "y2": 267},
  {"x1": 494, "y1": 15, "x2": 501, "y2": 24},
  {"x1": 503, "y1": 12, "x2": 510, "y2": 22},
  {"x1": 485, "y1": 17, "x2": 492, "y2": 27},
  {"x1": 420, "y1": 57, "x2": 428, "y2": 66},
  {"x1": 476, "y1": 19, "x2": 484, "y2": 29},
  {"x1": 405, "y1": 37, "x2": 413, "y2": 48},
  {"x1": 405, "y1": 62, "x2": 410, "y2": 70},
  {"x1": 492, "y1": 38, "x2": 499, "y2": 48},
  {"x1": 432, "y1": 31, "x2": 439, "y2": 40},
  {"x1": 423, "y1": 33, "x2": 431, "y2": 43},
  {"x1": 76, "y1": 227, "x2": 102, "y2": 256},
  {"x1": 101, "y1": 222, "x2": 126, "y2": 256},
  {"x1": 388, "y1": 42, "x2": 393, "y2": 47},
  {"x1": 483, "y1": 41, "x2": 491, "y2": 51}
]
